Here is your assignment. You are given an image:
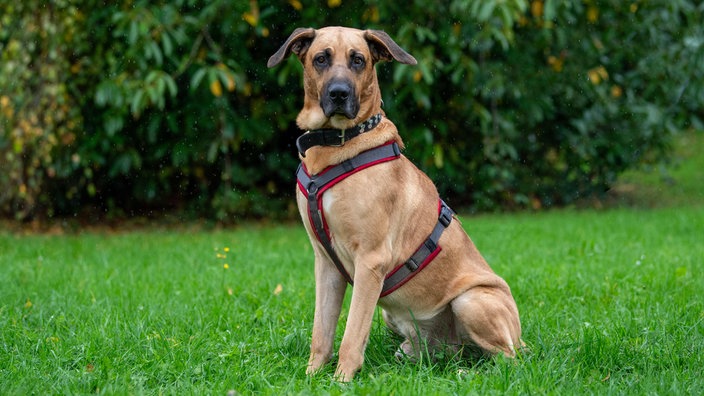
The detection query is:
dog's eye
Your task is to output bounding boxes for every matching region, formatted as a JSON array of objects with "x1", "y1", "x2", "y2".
[
  {"x1": 351, "y1": 55, "x2": 365, "y2": 68},
  {"x1": 314, "y1": 55, "x2": 327, "y2": 67}
]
